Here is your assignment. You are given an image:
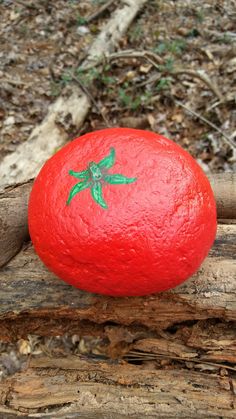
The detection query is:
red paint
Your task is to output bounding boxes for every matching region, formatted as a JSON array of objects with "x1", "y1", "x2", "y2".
[{"x1": 28, "y1": 128, "x2": 217, "y2": 296}]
